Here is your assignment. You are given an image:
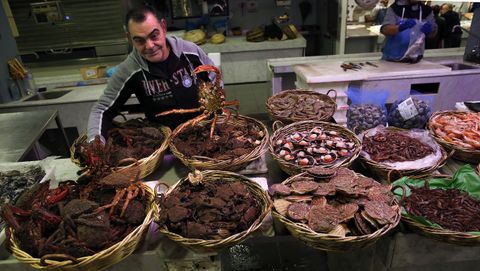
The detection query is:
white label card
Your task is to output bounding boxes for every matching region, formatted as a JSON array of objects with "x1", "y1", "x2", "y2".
[{"x1": 397, "y1": 97, "x2": 418, "y2": 120}]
